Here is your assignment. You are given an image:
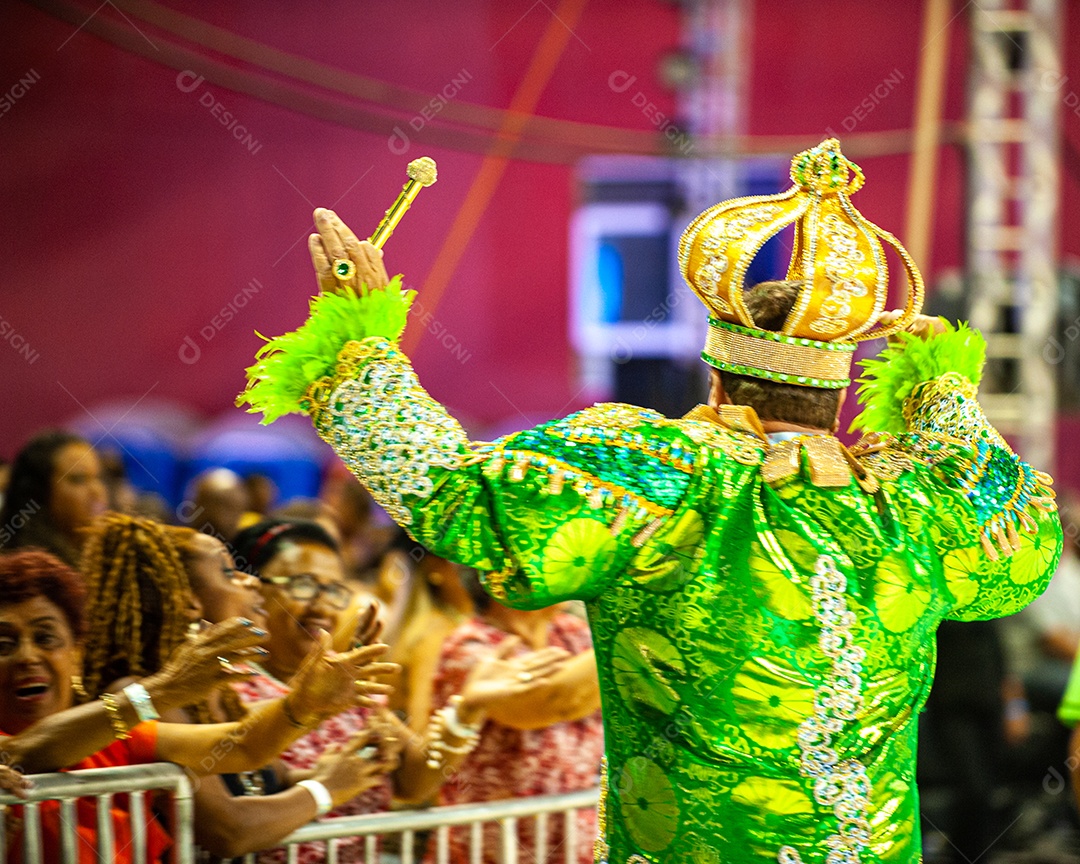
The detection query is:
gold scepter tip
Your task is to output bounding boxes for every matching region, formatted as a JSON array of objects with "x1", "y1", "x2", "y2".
[
  {"x1": 369, "y1": 156, "x2": 438, "y2": 250},
  {"x1": 407, "y1": 157, "x2": 438, "y2": 187}
]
